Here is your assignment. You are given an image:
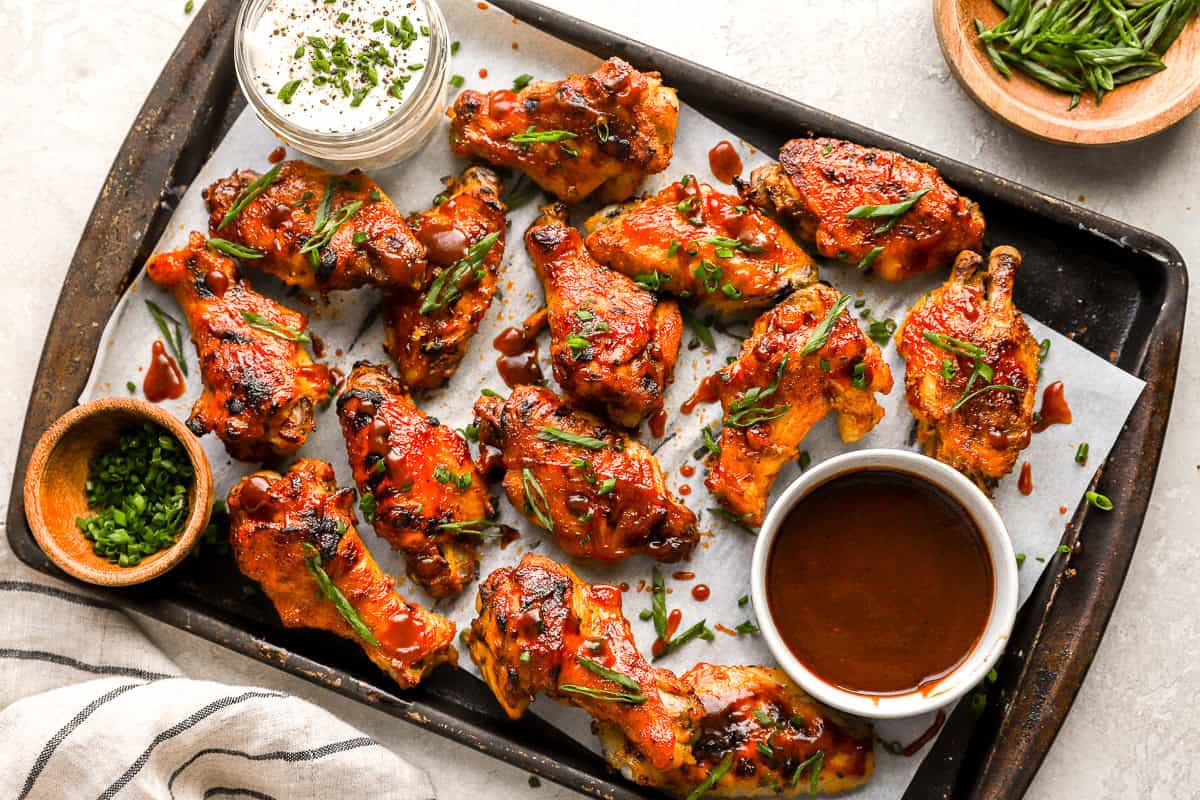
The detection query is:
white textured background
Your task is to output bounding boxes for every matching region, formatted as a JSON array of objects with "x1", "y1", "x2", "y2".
[{"x1": 1, "y1": 1, "x2": 1197, "y2": 797}]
